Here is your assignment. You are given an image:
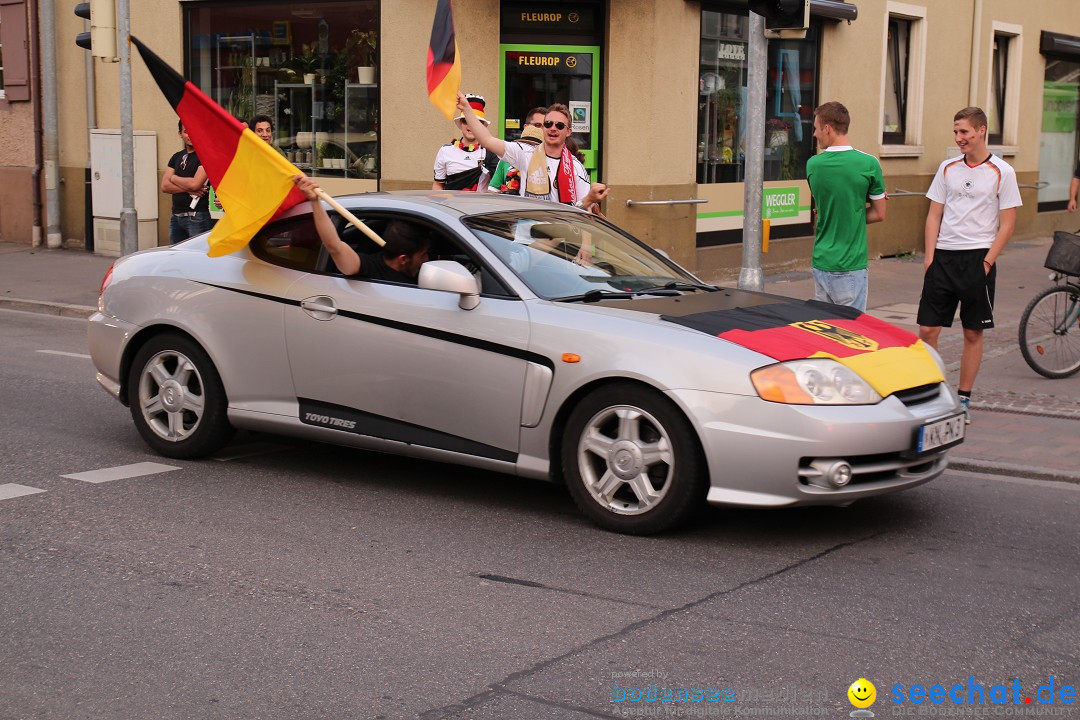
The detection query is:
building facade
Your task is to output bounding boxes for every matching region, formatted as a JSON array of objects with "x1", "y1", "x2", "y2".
[{"x1": 1, "y1": 0, "x2": 1079, "y2": 279}]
